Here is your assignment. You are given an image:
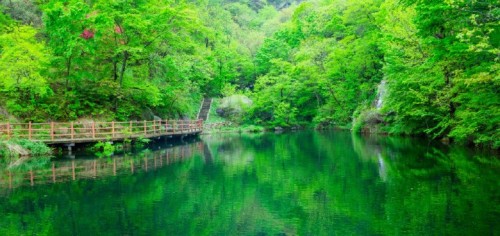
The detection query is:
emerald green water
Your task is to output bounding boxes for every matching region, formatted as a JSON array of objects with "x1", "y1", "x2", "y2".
[{"x1": 0, "y1": 131, "x2": 498, "y2": 235}]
